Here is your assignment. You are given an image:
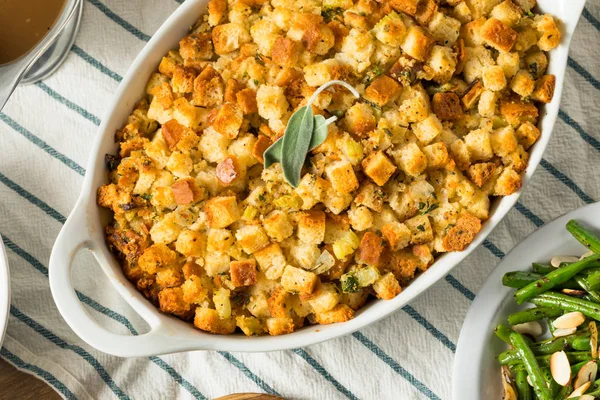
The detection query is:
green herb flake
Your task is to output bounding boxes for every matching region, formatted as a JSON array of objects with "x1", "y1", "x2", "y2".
[
  {"x1": 417, "y1": 224, "x2": 425, "y2": 232},
  {"x1": 140, "y1": 193, "x2": 152, "y2": 201},
  {"x1": 255, "y1": 53, "x2": 266, "y2": 66},
  {"x1": 321, "y1": 7, "x2": 343, "y2": 22},
  {"x1": 341, "y1": 274, "x2": 360, "y2": 293}
]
